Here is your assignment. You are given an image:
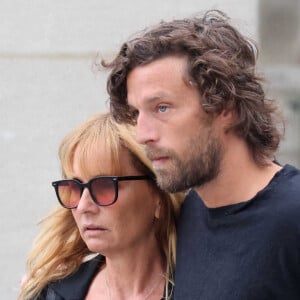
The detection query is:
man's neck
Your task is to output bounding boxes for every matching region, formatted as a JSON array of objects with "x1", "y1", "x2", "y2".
[{"x1": 195, "y1": 138, "x2": 282, "y2": 208}]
